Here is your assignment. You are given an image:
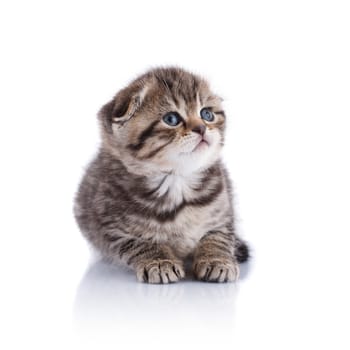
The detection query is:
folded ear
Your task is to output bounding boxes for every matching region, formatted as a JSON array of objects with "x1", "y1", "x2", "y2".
[{"x1": 98, "y1": 84, "x2": 148, "y2": 134}]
